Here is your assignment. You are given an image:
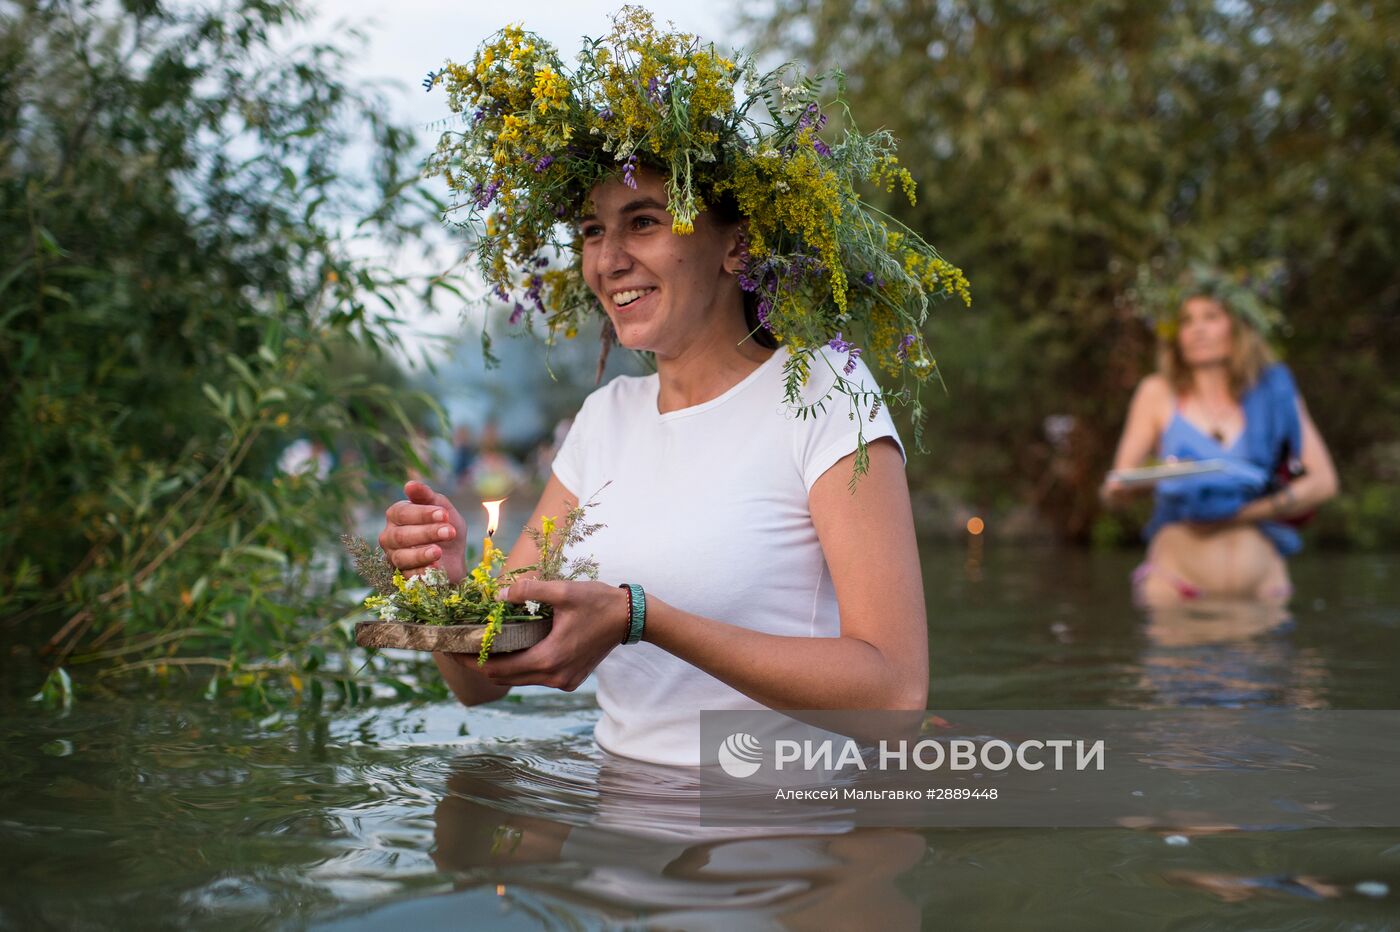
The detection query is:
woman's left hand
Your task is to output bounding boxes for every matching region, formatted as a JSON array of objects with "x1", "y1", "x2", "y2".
[{"x1": 477, "y1": 578, "x2": 632, "y2": 691}]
